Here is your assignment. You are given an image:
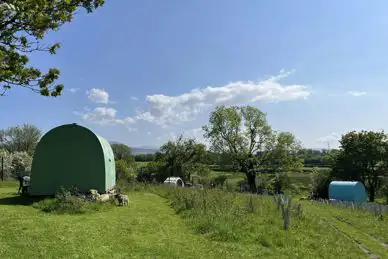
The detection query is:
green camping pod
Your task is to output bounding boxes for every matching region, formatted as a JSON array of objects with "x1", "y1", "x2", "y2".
[{"x1": 29, "y1": 123, "x2": 115, "y2": 196}]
